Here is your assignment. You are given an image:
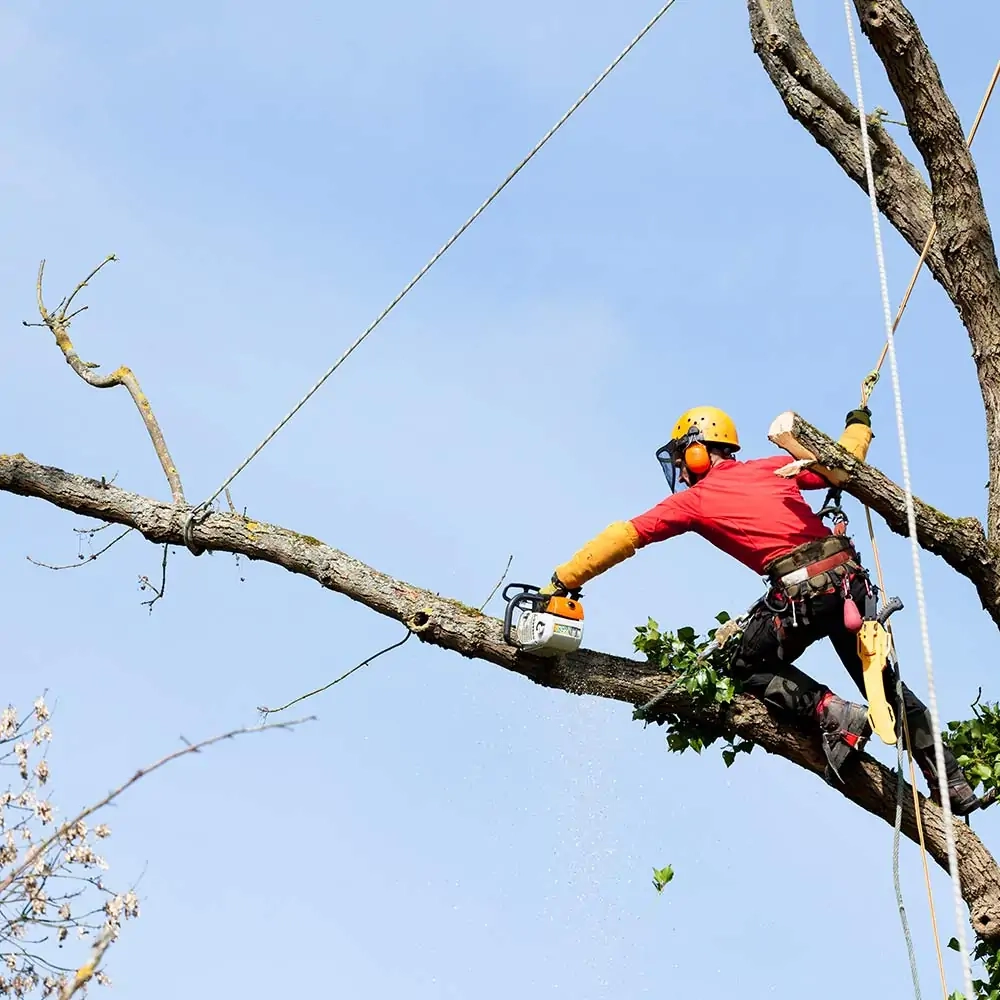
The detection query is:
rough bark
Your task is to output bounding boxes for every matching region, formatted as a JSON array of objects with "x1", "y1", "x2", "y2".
[
  {"x1": 748, "y1": 0, "x2": 1000, "y2": 542},
  {"x1": 746, "y1": 0, "x2": 947, "y2": 283},
  {"x1": 769, "y1": 411, "x2": 1000, "y2": 626},
  {"x1": 2, "y1": 452, "x2": 999, "y2": 940},
  {"x1": 849, "y1": 0, "x2": 1000, "y2": 542}
]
